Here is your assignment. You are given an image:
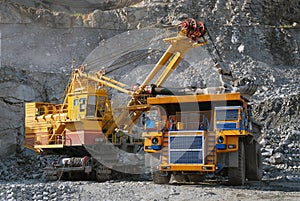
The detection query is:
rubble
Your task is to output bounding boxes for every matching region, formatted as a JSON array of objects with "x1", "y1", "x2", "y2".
[
  {"x1": 0, "y1": 155, "x2": 58, "y2": 181},
  {"x1": 0, "y1": 180, "x2": 82, "y2": 201}
]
